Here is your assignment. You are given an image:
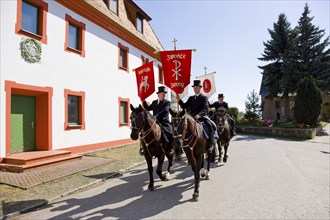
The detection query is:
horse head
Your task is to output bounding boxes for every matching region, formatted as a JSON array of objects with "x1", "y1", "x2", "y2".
[
  {"x1": 169, "y1": 108, "x2": 198, "y2": 145},
  {"x1": 130, "y1": 104, "x2": 144, "y2": 140},
  {"x1": 215, "y1": 107, "x2": 228, "y2": 133},
  {"x1": 170, "y1": 108, "x2": 188, "y2": 137}
]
